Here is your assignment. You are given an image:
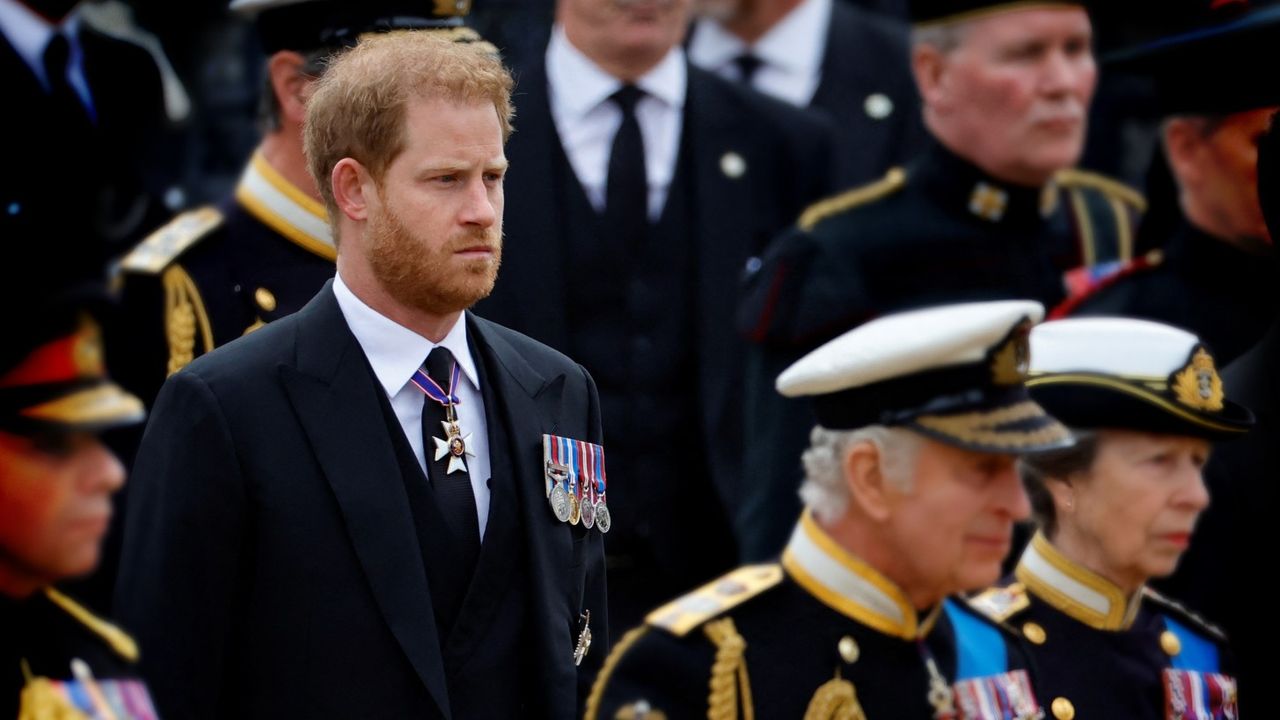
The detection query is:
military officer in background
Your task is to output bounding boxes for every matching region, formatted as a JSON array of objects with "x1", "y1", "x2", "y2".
[
  {"x1": 112, "y1": 0, "x2": 489, "y2": 405},
  {"x1": 734, "y1": 0, "x2": 1147, "y2": 562},
  {"x1": 1, "y1": 286, "x2": 156, "y2": 718},
  {"x1": 687, "y1": 0, "x2": 927, "y2": 188},
  {"x1": 1064, "y1": 1, "x2": 1280, "y2": 364},
  {"x1": 587, "y1": 300, "x2": 1070, "y2": 719}
]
